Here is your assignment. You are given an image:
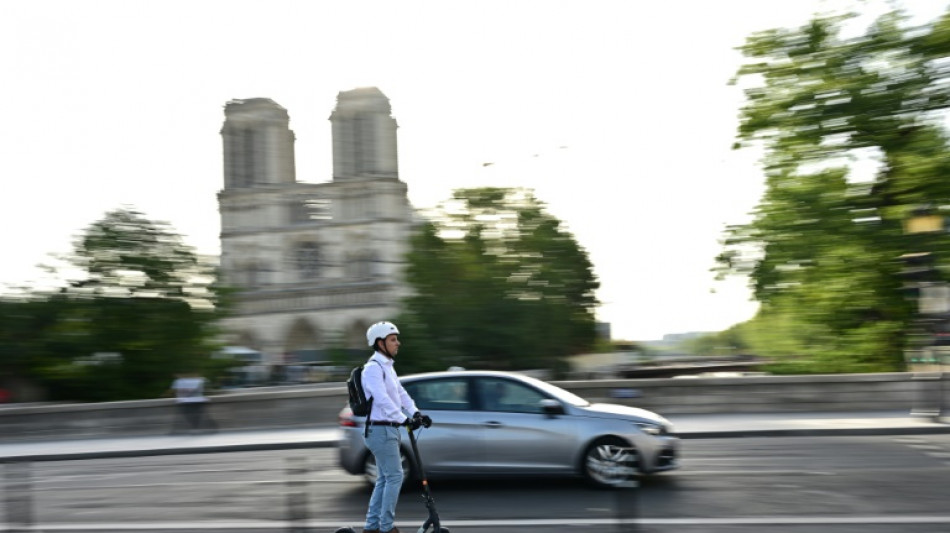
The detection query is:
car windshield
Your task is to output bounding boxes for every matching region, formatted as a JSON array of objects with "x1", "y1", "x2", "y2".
[{"x1": 516, "y1": 374, "x2": 590, "y2": 407}]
